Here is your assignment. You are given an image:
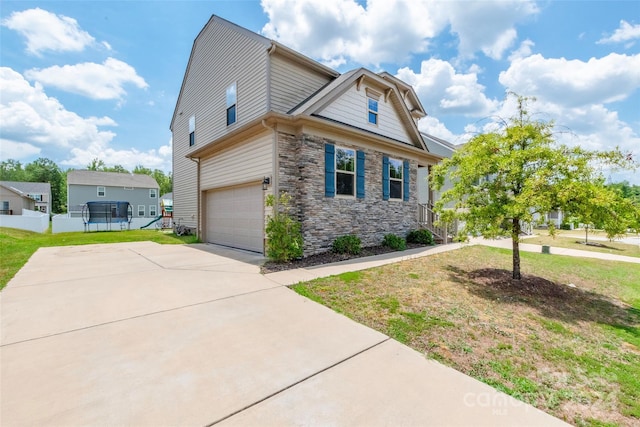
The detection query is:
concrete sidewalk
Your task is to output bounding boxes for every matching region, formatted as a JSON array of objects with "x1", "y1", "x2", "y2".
[
  {"x1": 1, "y1": 241, "x2": 567, "y2": 426},
  {"x1": 471, "y1": 237, "x2": 640, "y2": 264}
]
